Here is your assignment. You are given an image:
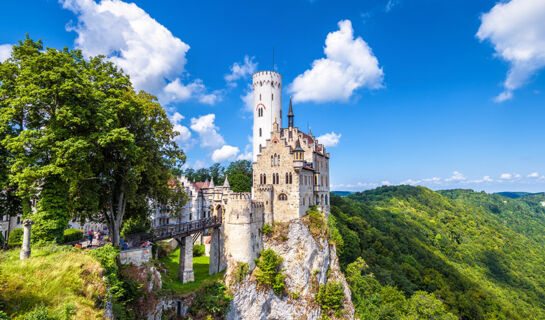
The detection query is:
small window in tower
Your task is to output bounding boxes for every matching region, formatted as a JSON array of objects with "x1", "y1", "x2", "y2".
[
  {"x1": 272, "y1": 93, "x2": 274, "y2": 101},
  {"x1": 286, "y1": 173, "x2": 288, "y2": 184},
  {"x1": 278, "y1": 193, "x2": 287, "y2": 201},
  {"x1": 259, "y1": 128, "x2": 262, "y2": 137},
  {"x1": 289, "y1": 173, "x2": 293, "y2": 184},
  {"x1": 260, "y1": 94, "x2": 261, "y2": 101},
  {"x1": 289, "y1": 131, "x2": 292, "y2": 139}
]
